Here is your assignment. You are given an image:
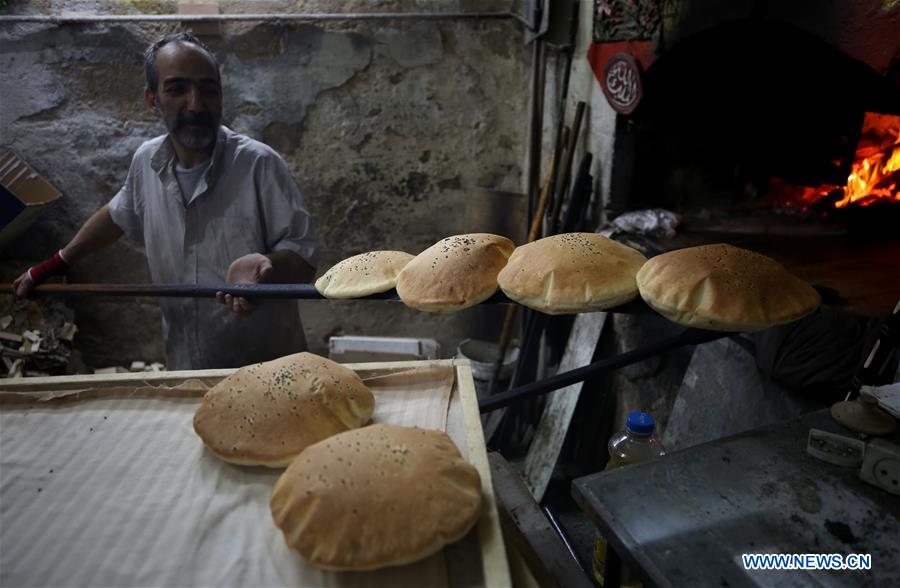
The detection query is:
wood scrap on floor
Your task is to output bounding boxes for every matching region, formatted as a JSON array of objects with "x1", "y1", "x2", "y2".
[
  {"x1": 0, "y1": 297, "x2": 76, "y2": 377},
  {"x1": 0, "y1": 296, "x2": 164, "y2": 378},
  {"x1": 94, "y1": 362, "x2": 165, "y2": 375}
]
